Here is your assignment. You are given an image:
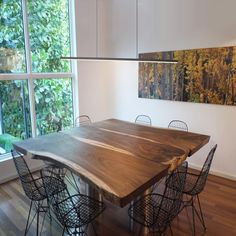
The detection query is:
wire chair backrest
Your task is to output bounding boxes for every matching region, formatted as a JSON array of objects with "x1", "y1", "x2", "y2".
[
  {"x1": 191, "y1": 144, "x2": 217, "y2": 195},
  {"x1": 11, "y1": 150, "x2": 45, "y2": 200},
  {"x1": 162, "y1": 161, "x2": 188, "y2": 223},
  {"x1": 75, "y1": 115, "x2": 91, "y2": 127},
  {"x1": 168, "y1": 120, "x2": 188, "y2": 131},
  {"x1": 147, "y1": 162, "x2": 188, "y2": 228},
  {"x1": 128, "y1": 162, "x2": 187, "y2": 232},
  {"x1": 135, "y1": 115, "x2": 152, "y2": 126},
  {"x1": 43, "y1": 176, "x2": 73, "y2": 225},
  {"x1": 44, "y1": 175, "x2": 104, "y2": 229}
]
